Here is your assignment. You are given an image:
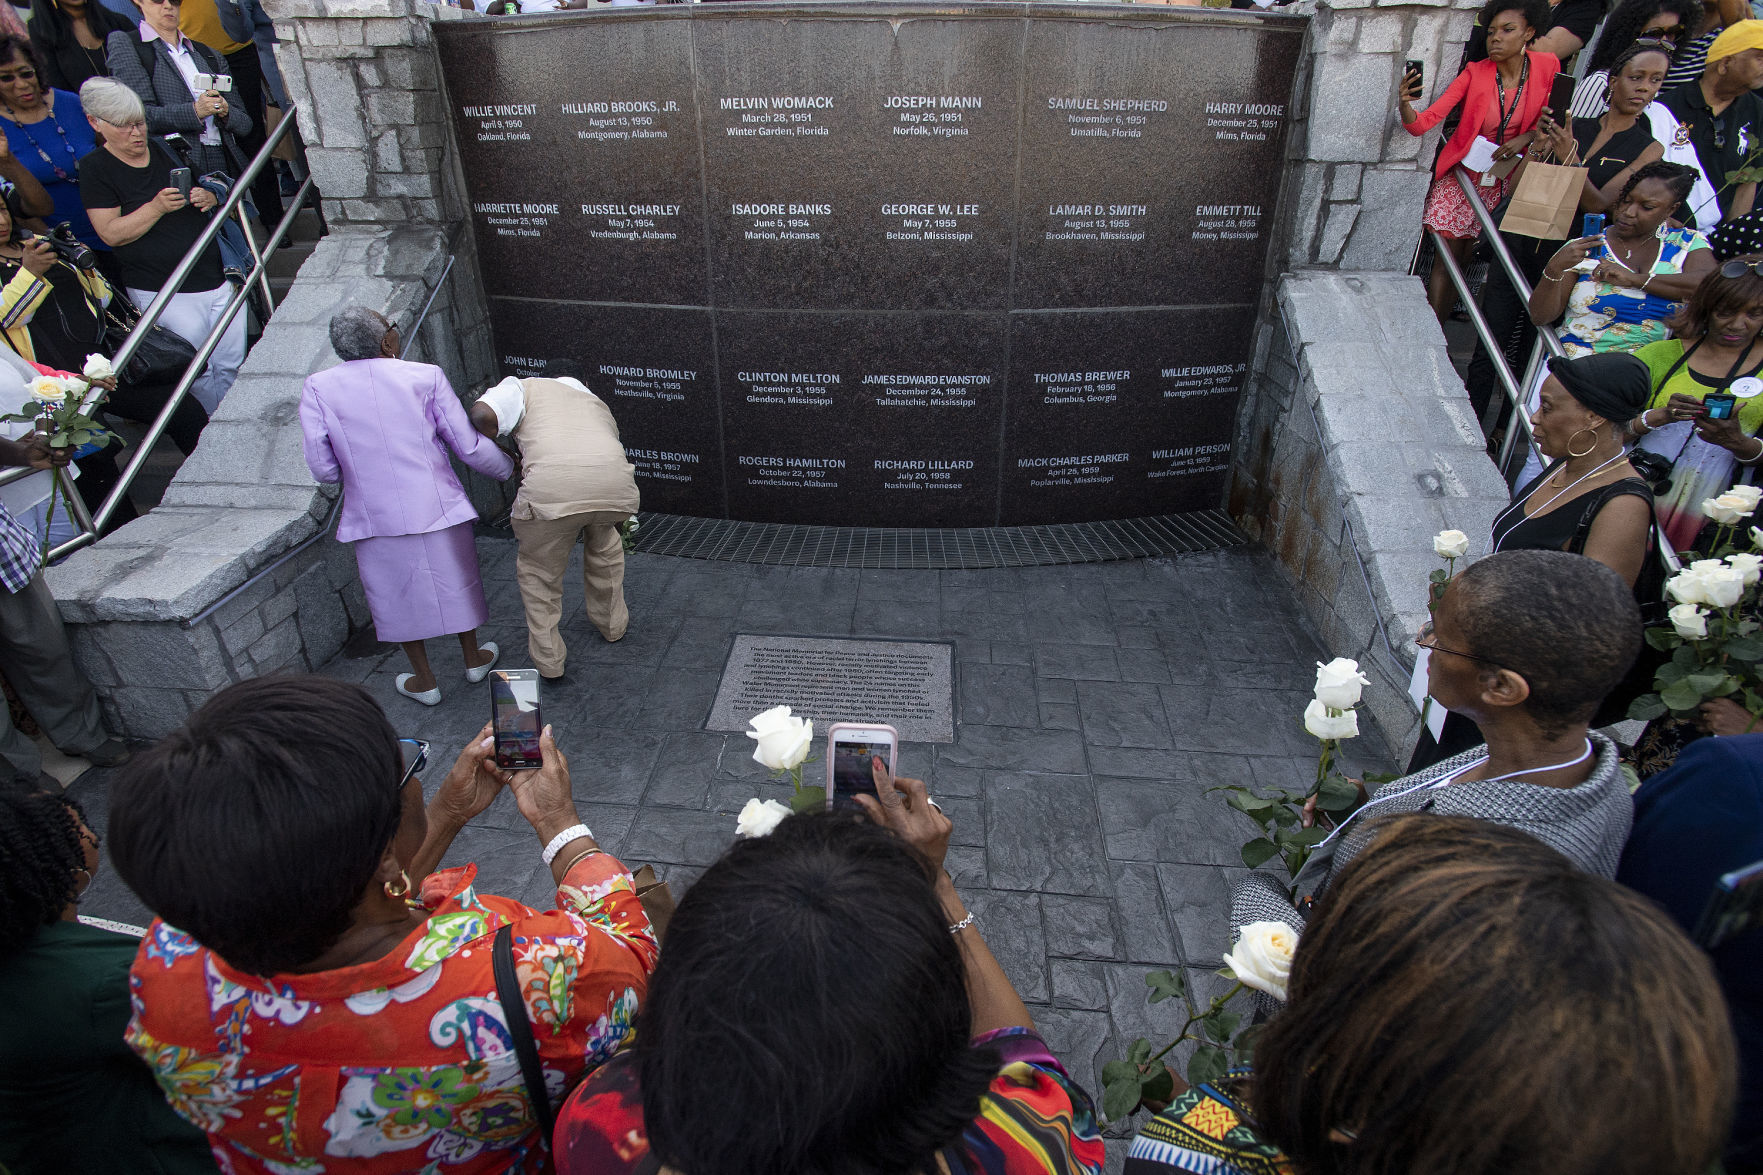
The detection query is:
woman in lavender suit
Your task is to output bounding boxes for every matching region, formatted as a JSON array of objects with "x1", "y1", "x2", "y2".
[{"x1": 299, "y1": 306, "x2": 513, "y2": 706}]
